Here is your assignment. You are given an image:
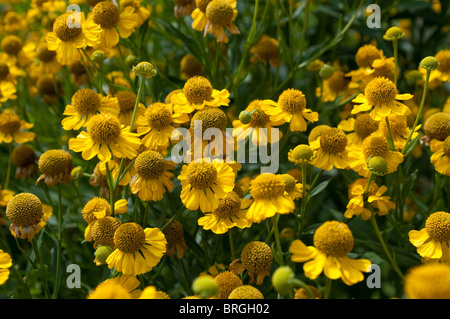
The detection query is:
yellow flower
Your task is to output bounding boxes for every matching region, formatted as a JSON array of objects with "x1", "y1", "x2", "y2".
[
  {"x1": 290, "y1": 221, "x2": 372, "y2": 285},
  {"x1": 120, "y1": 0, "x2": 151, "y2": 27},
  {"x1": 228, "y1": 285, "x2": 264, "y2": 299},
  {"x1": 114, "y1": 90, "x2": 146, "y2": 129},
  {"x1": 46, "y1": 12, "x2": 101, "y2": 65},
  {"x1": 409, "y1": 211, "x2": 450, "y2": 261},
  {"x1": 162, "y1": 219, "x2": 188, "y2": 258},
  {"x1": 36, "y1": 149, "x2": 74, "y2": 186},
  {"x1": 62, "y1": 88, "x2": 120, "y2": 131},
  {"x1": 172, "y1": 76, "x2": 230, "y2": 115},
  {"x1": 250, "y1": 34, "x2": 279, "y2": 67},
  {"x1": 430, "y1": 136, "x2": 450, "y2": 176},
  {"x1": 245, "y1": 173, "x2": 295, "y2": 223},
  {"x1": 316, "y1": 71, "x2": 352, "y2": 102},
  {"x1": 90, "y1": 216, "x2": 122, "y2": 250},
  {"x1": 0, "y1": 110, "x2": 35, "y2": 144},
  {"x1": 87, "y1": 275, "x2": 140, "y2": 299},
  {"x1": 106, "y1": 222, "x2": 167, "y2": 276},
  {"x1": 378, "y1": 113, "x2": 420, "y2": 150},
  {"x1": 351, "y1": 76, "x2": 413, "y2": 121},
  {"x1": 212, "y1": 271, "x2": 243, "y2": 299},
  {"x1": 262, "y1": 88, "x2": 319, "y2": 132},
  {"x1": 430, "y1": 49, "x2": 450, "y2": 82},
  {"x1": 0, "y1": 81, "x2": 17, "y2": 103},
  {"x1": 423, "y1": 112, "x2": 450, "y2": 142},
  {"x1": 404, "y1": 263, "x2": 450, "y2": 299},
  {"x1": 198, "y1": 191, "x2": 253, "y2": 234},
  {"x1": 337, "y1": 113, "x2": 379, "y2": 147},
  {"x1": 91, "y1": 1, "x2": 138, "y2": 49},
  {"x1": 129, "y1": 150, "x2": 175, "y2": 201},
  {"x1": 178, "y1": 159, "x2": 235, "y2": 213},
  {"x1": 174, "y1": 0, "x2": 196, "y2": 18},
  {"x1": 0, "y1": 250, "x2": 12, "y2": 285},
  {"x1": 68, "y1": 113, "x2": 141, "y2": 162},
  {"x1": 310, "y1": 127, "x2": 349, "y2": 171},
  {"x1": 346, "y1": 44, "x2": 384, "y2": 83}
]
